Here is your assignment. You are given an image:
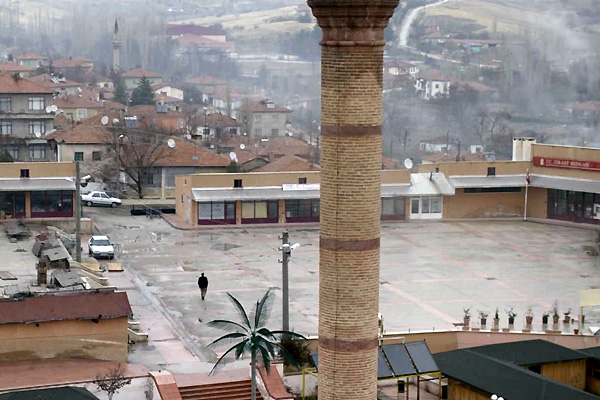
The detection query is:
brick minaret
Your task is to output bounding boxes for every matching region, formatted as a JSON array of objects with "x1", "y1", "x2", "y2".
[{"x1": 307, "y1": 1, "x2": 398, "y2": 399}]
